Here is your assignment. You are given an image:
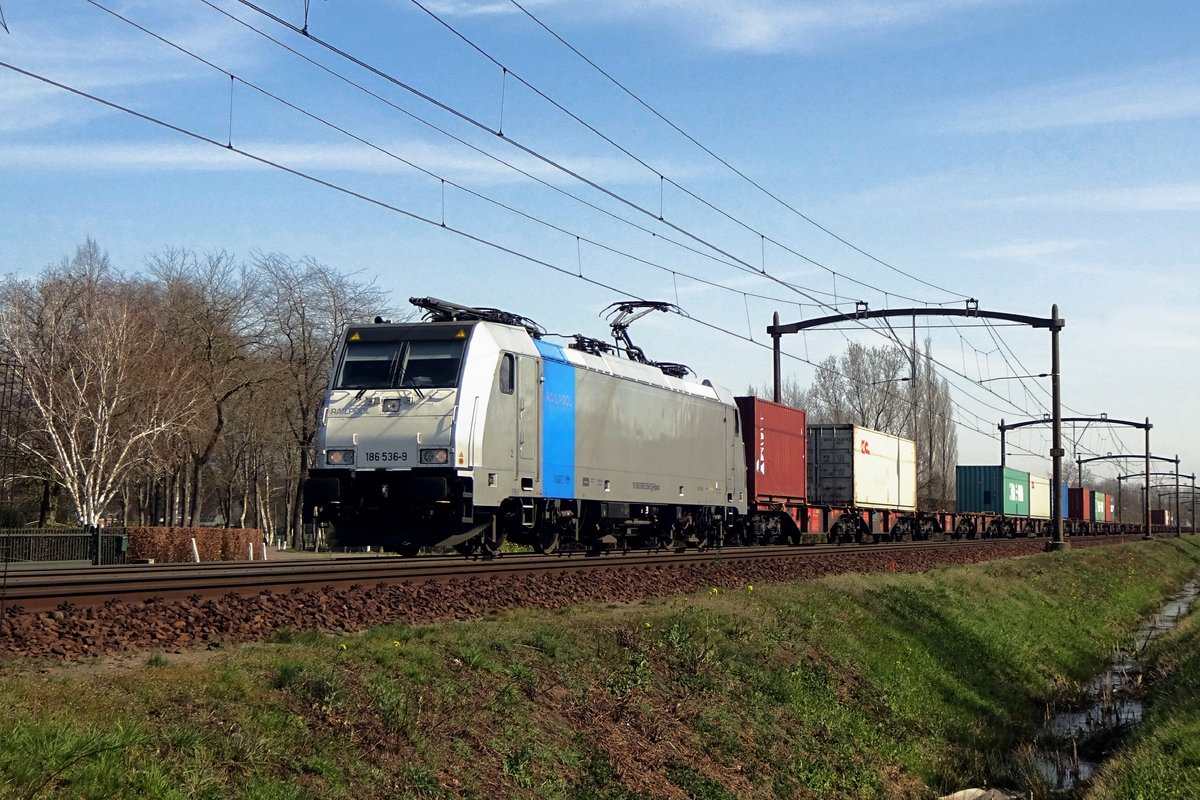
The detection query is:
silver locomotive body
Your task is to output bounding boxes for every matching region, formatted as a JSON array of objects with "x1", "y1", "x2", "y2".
[{"x1": 305, "y1": 308, "x2": 747, "y2": 554}]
